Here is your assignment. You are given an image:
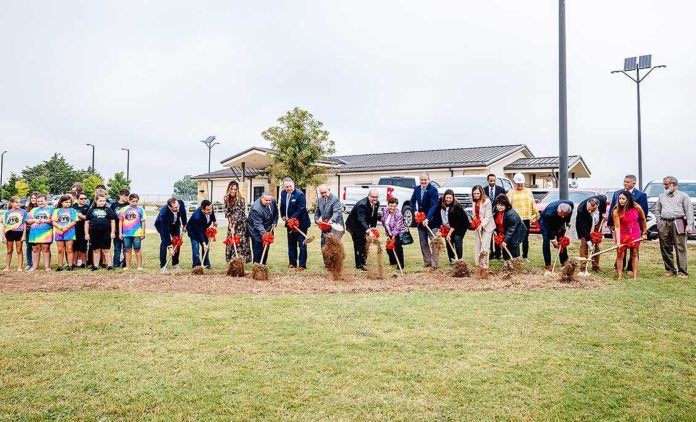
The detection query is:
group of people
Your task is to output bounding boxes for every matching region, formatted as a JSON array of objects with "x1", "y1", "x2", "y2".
[
  {"x1": 4, "y1": 173, "x2": 692, "y2": 278},
  {"x1": 1, "y1": 183, "x2": 146, "y2": 272}
]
